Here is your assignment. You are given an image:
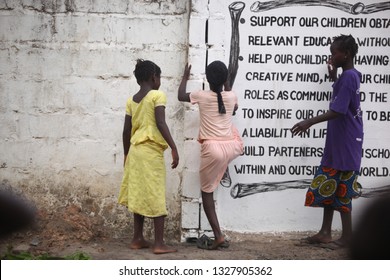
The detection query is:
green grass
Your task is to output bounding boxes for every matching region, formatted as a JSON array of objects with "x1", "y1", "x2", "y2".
[{"x1": 1, "y1": 246, "x2": 91, "y2": 260}]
